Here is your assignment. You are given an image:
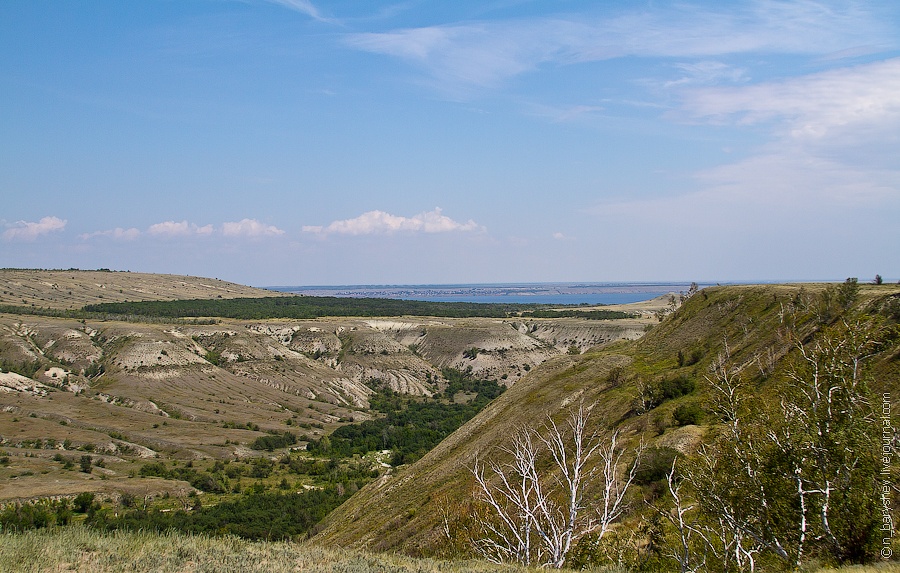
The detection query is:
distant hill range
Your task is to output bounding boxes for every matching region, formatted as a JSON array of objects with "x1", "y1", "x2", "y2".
[
  {"x1": 0, "y1": 269, "x2": 282, "y2": 309},
  {"x1": 0, "y1": 269, "x2": 658, "y2": 502}
]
